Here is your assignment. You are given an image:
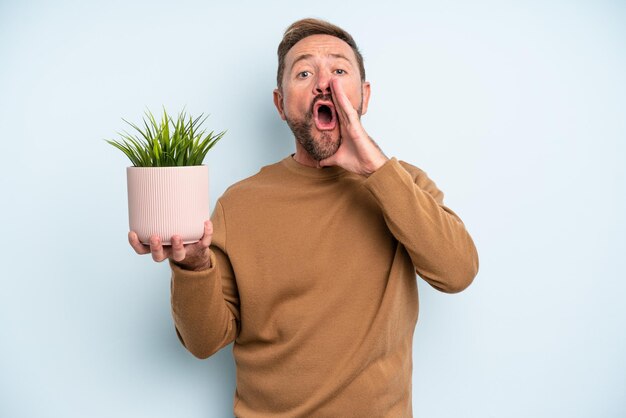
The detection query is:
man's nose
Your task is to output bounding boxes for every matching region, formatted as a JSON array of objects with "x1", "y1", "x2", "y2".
[{"x1": 314, "y1": 71, "x2": 332, "y2": 95}]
